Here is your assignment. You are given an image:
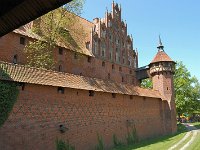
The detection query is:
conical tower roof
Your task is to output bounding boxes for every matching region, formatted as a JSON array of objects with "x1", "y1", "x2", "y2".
[
  {"x1": 150, "y1": 36, "x2": 174, "y2": 64},
  {"x1": 150, "y1": 51, "x2": 173, "y2": 64}
]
